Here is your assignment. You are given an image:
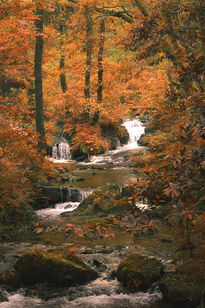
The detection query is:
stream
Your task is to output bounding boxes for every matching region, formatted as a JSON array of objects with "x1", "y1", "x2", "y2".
[
  {"x1": 37, "y1": 118, "x2": 145, "y2": 218},
  {"x1": 0, "y1": 118, "x2": 172, "y2": 308}
]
